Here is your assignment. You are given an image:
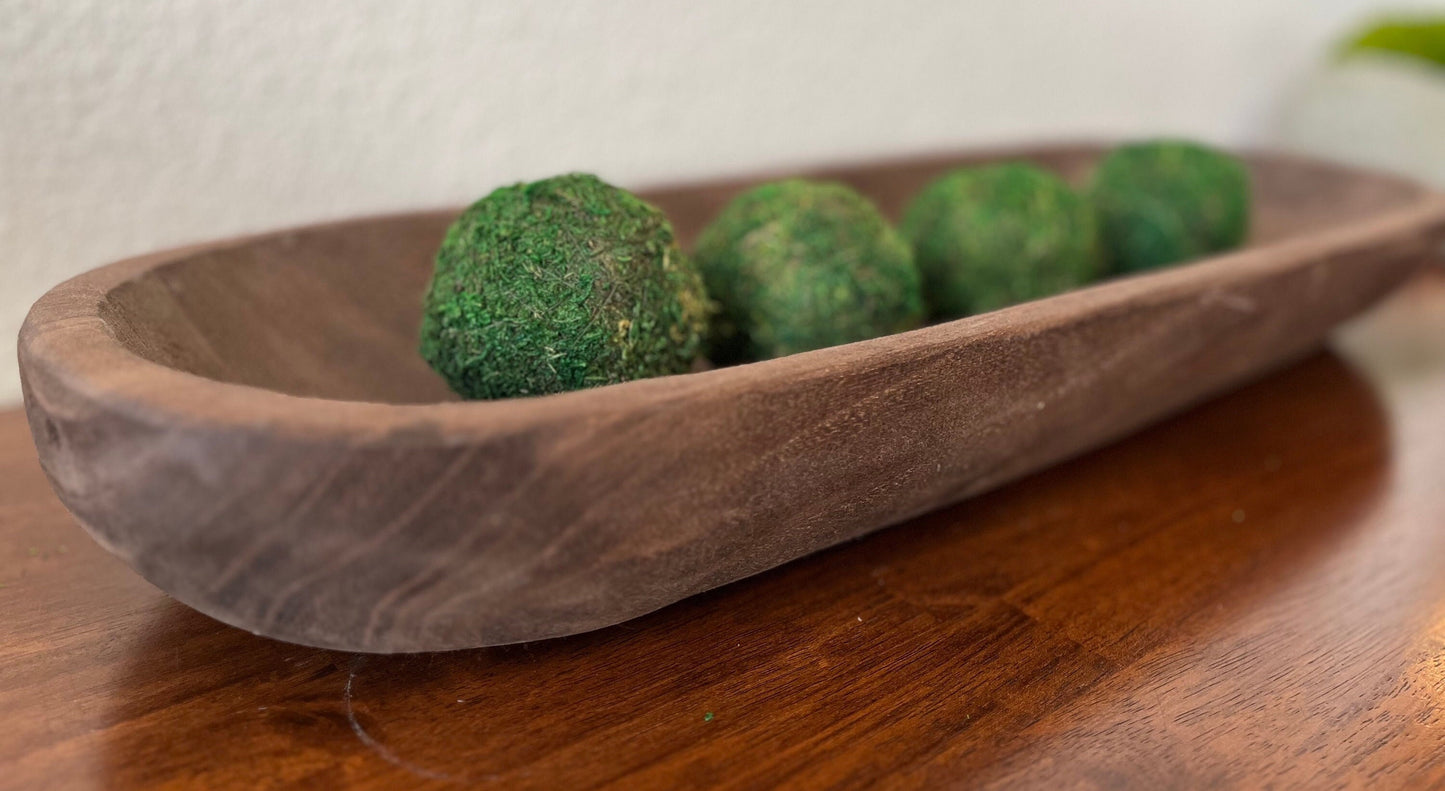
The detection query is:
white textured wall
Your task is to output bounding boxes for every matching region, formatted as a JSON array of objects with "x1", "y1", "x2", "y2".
[{"x1": 2, "y1": 0, "x2": 1438, "y2": 405}]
